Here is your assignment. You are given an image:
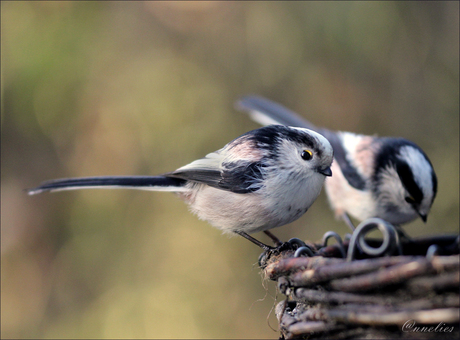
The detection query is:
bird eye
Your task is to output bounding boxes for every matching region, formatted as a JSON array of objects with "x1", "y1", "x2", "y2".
[
  {"x1": 301, "y1": 150, "x2": 313, "y2": 161},
  {"x1": 405, "y1": 196, "x2": 415, "y2": 204}
]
